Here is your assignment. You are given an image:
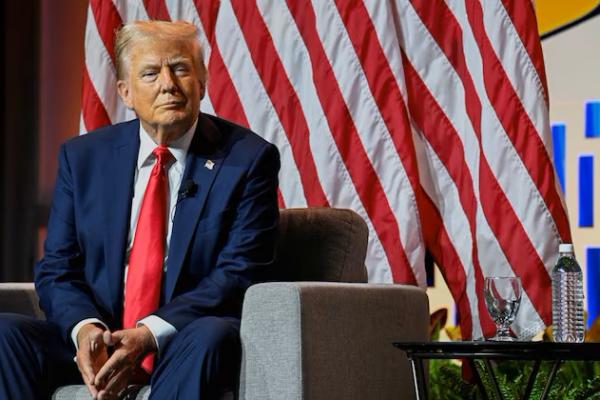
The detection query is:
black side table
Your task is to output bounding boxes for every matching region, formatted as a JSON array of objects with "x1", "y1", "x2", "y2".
[{"x1": 393, "y1": 341, "x2": 600, "y2": 400}]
